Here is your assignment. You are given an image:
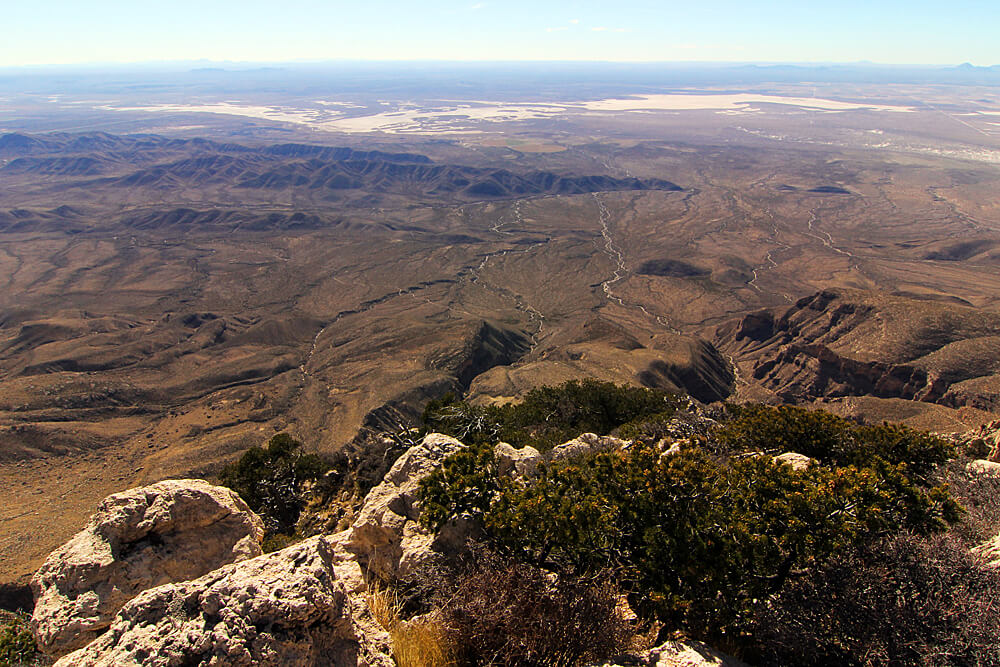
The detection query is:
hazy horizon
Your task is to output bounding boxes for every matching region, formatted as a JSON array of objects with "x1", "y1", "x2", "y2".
[
  {"x1": 4, "y1": 0, "x2": 999, "y2": 68},
  {"x1": 1, "y1": 58, "x2": 997, "y2": 70}
]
